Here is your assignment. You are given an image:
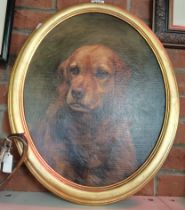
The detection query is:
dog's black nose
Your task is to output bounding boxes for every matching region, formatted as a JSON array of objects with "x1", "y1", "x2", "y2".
[{"x1": 71, "y1": 88, "x2": 84, "y2": 100}]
